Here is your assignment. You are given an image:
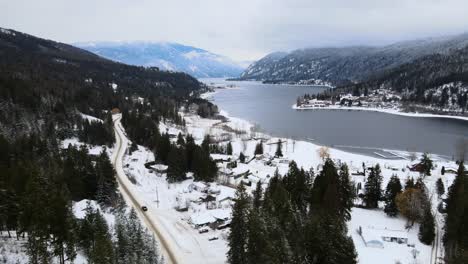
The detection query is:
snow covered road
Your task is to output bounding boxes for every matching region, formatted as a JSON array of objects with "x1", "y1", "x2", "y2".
[{"x1": 111, "y1": 114, "x2": 180, "y2": 264}]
